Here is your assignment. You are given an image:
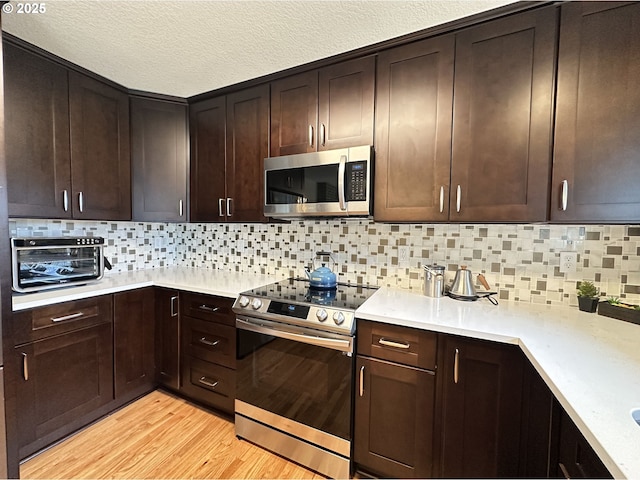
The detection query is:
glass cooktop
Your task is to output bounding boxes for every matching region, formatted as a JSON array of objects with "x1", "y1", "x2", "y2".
[{"x1": 241, "y1": 278, "x2": 378, "y2": 311}]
